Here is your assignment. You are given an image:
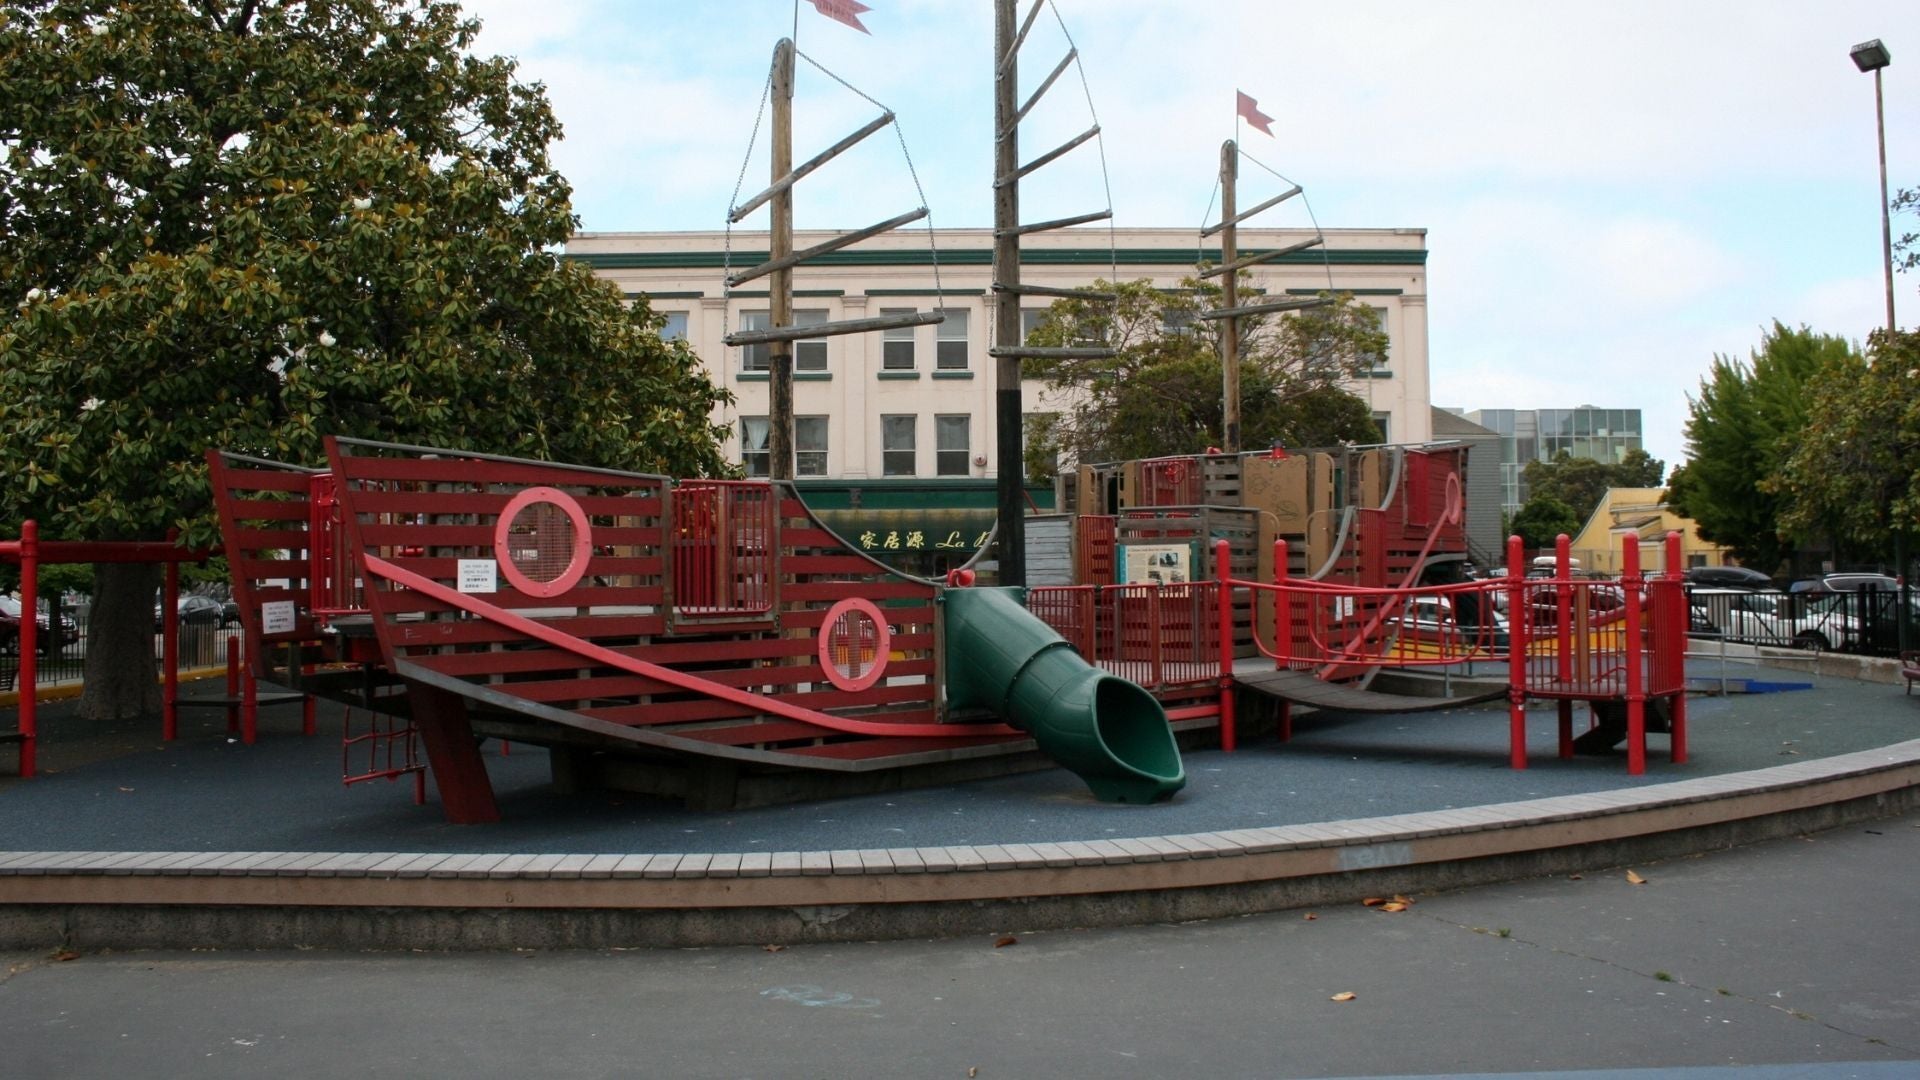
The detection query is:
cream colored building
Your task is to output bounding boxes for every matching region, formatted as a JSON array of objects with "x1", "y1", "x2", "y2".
[
  {"x1": 1569, "y1": 487, "x2": 1734, "y2": 575},
  {"x1": 567, "y1": 227, "x2": 1431, "y2": 481}
]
